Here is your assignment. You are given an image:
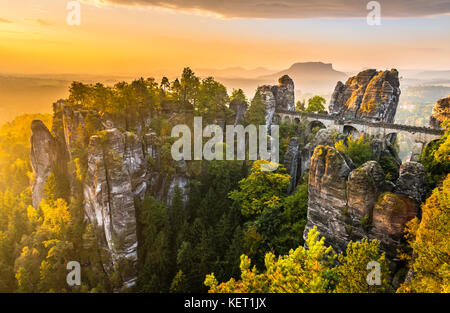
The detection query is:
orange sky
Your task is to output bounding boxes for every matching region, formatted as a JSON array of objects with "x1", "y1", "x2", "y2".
[{"x1": 0, "y1": 0, "x2": 449, "y2": 76}]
